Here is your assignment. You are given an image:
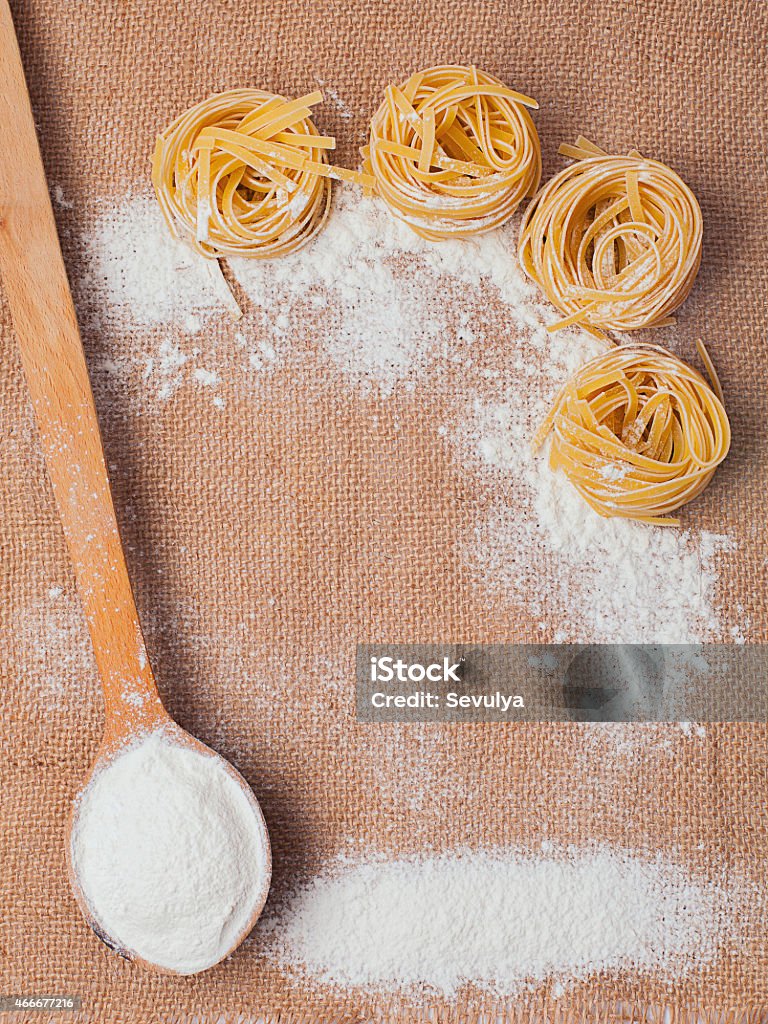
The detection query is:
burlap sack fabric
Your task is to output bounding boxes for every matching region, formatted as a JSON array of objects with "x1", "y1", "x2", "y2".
[{"x1": 1, "y1": 0, "x2": 766, "y2": 1020}]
